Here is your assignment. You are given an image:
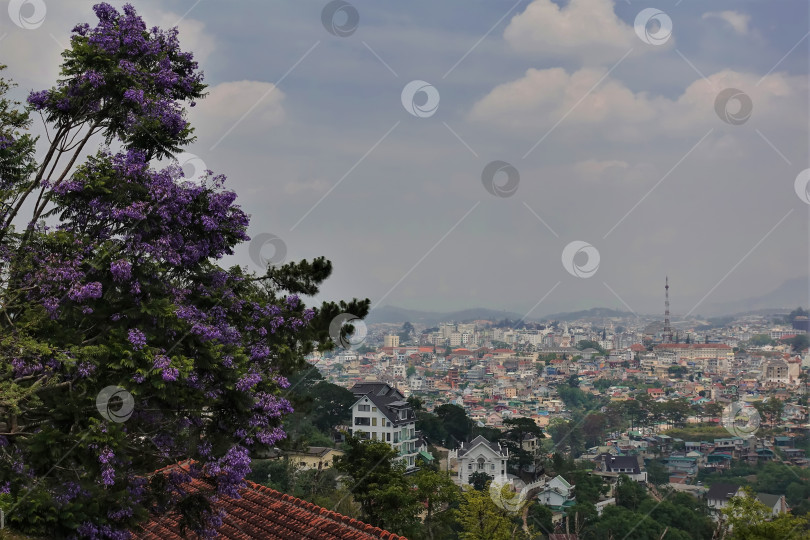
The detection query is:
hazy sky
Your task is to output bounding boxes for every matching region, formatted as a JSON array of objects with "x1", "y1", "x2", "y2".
[{"x1": 3, "y1": 0, "x2": 809, "y2": 318}]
